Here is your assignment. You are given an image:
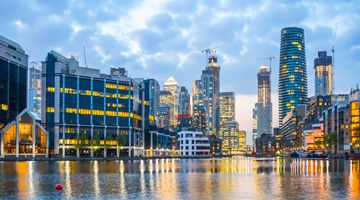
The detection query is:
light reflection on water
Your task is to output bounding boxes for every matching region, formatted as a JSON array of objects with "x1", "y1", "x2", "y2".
[{"x1": 0, "y1": 158, "x2": 359, "y2": 199}]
